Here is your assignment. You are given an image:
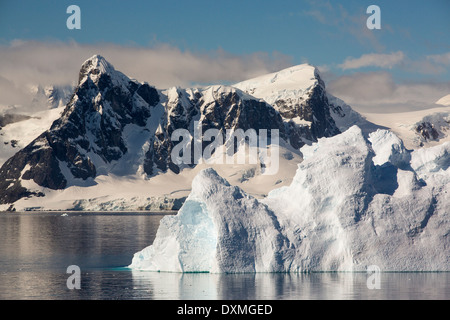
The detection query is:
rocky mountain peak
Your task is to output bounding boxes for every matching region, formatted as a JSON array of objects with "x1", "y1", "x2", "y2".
[
  {"x1": 77, "y1": 54, "x2": 130, "y2": 90},
  {"x1": 234, "y1": 64, "x2": 340, "y2": 148},
  {"x1": 79, "y1": 55, "x2": 113, "y2": 78}
]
